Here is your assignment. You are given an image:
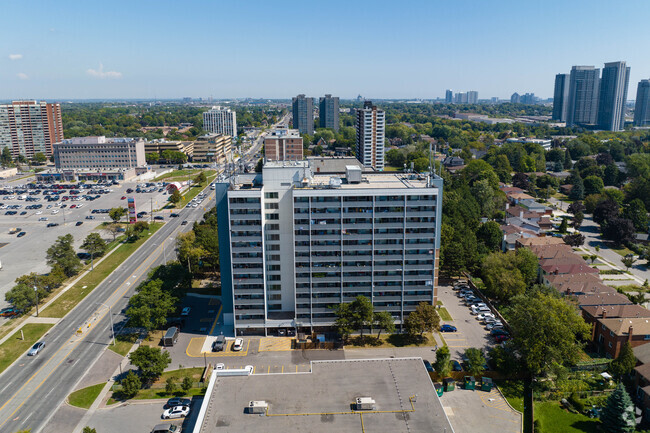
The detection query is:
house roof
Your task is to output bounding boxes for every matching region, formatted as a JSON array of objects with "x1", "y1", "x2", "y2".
[
  {"x1": 599, "y1": 317, "x2": 650, "y2": 337},
  {"x1": 634, "y1": 363, "x2": 650, "y2": 382},
  {"x1": 502, "y1": 225, "x2": 538, "y2": 237},
  {"x1": 556, "y1": 281, "x2": 616, "y2": 296},
  {"x1": 507, "y1": 192, "x2": 535, "y2": 201},
  {"x1": 539, "y1": 256, "x2": 587, "y2": 269},
  {"x1": 506, "y1": 206, "x2": 544, "y2": 220},
  {"x1": 529, "y1": 244, "x2": 577, "y2": 259},
  {"x1": 542, "y1": 262, "x2": 599, "y2": 275},
  {"x1": 576, "y1": 291, "x2": 632, "y2": 307},
  {"x1": 516, "y1": 236, "x2": 565, "y2": 248},
  {"x1": 634, "y1": 343, "x2": 650, "y2": 365},
  {"x1": 500, "y1": 186, "x2": 524, "y2": 194},
  {"x1": 545, "y1": 272, "x2": 602, "y2": 286},
  {"x1": 582, "y1": 304, "x2": 650, "y2": 320}
]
